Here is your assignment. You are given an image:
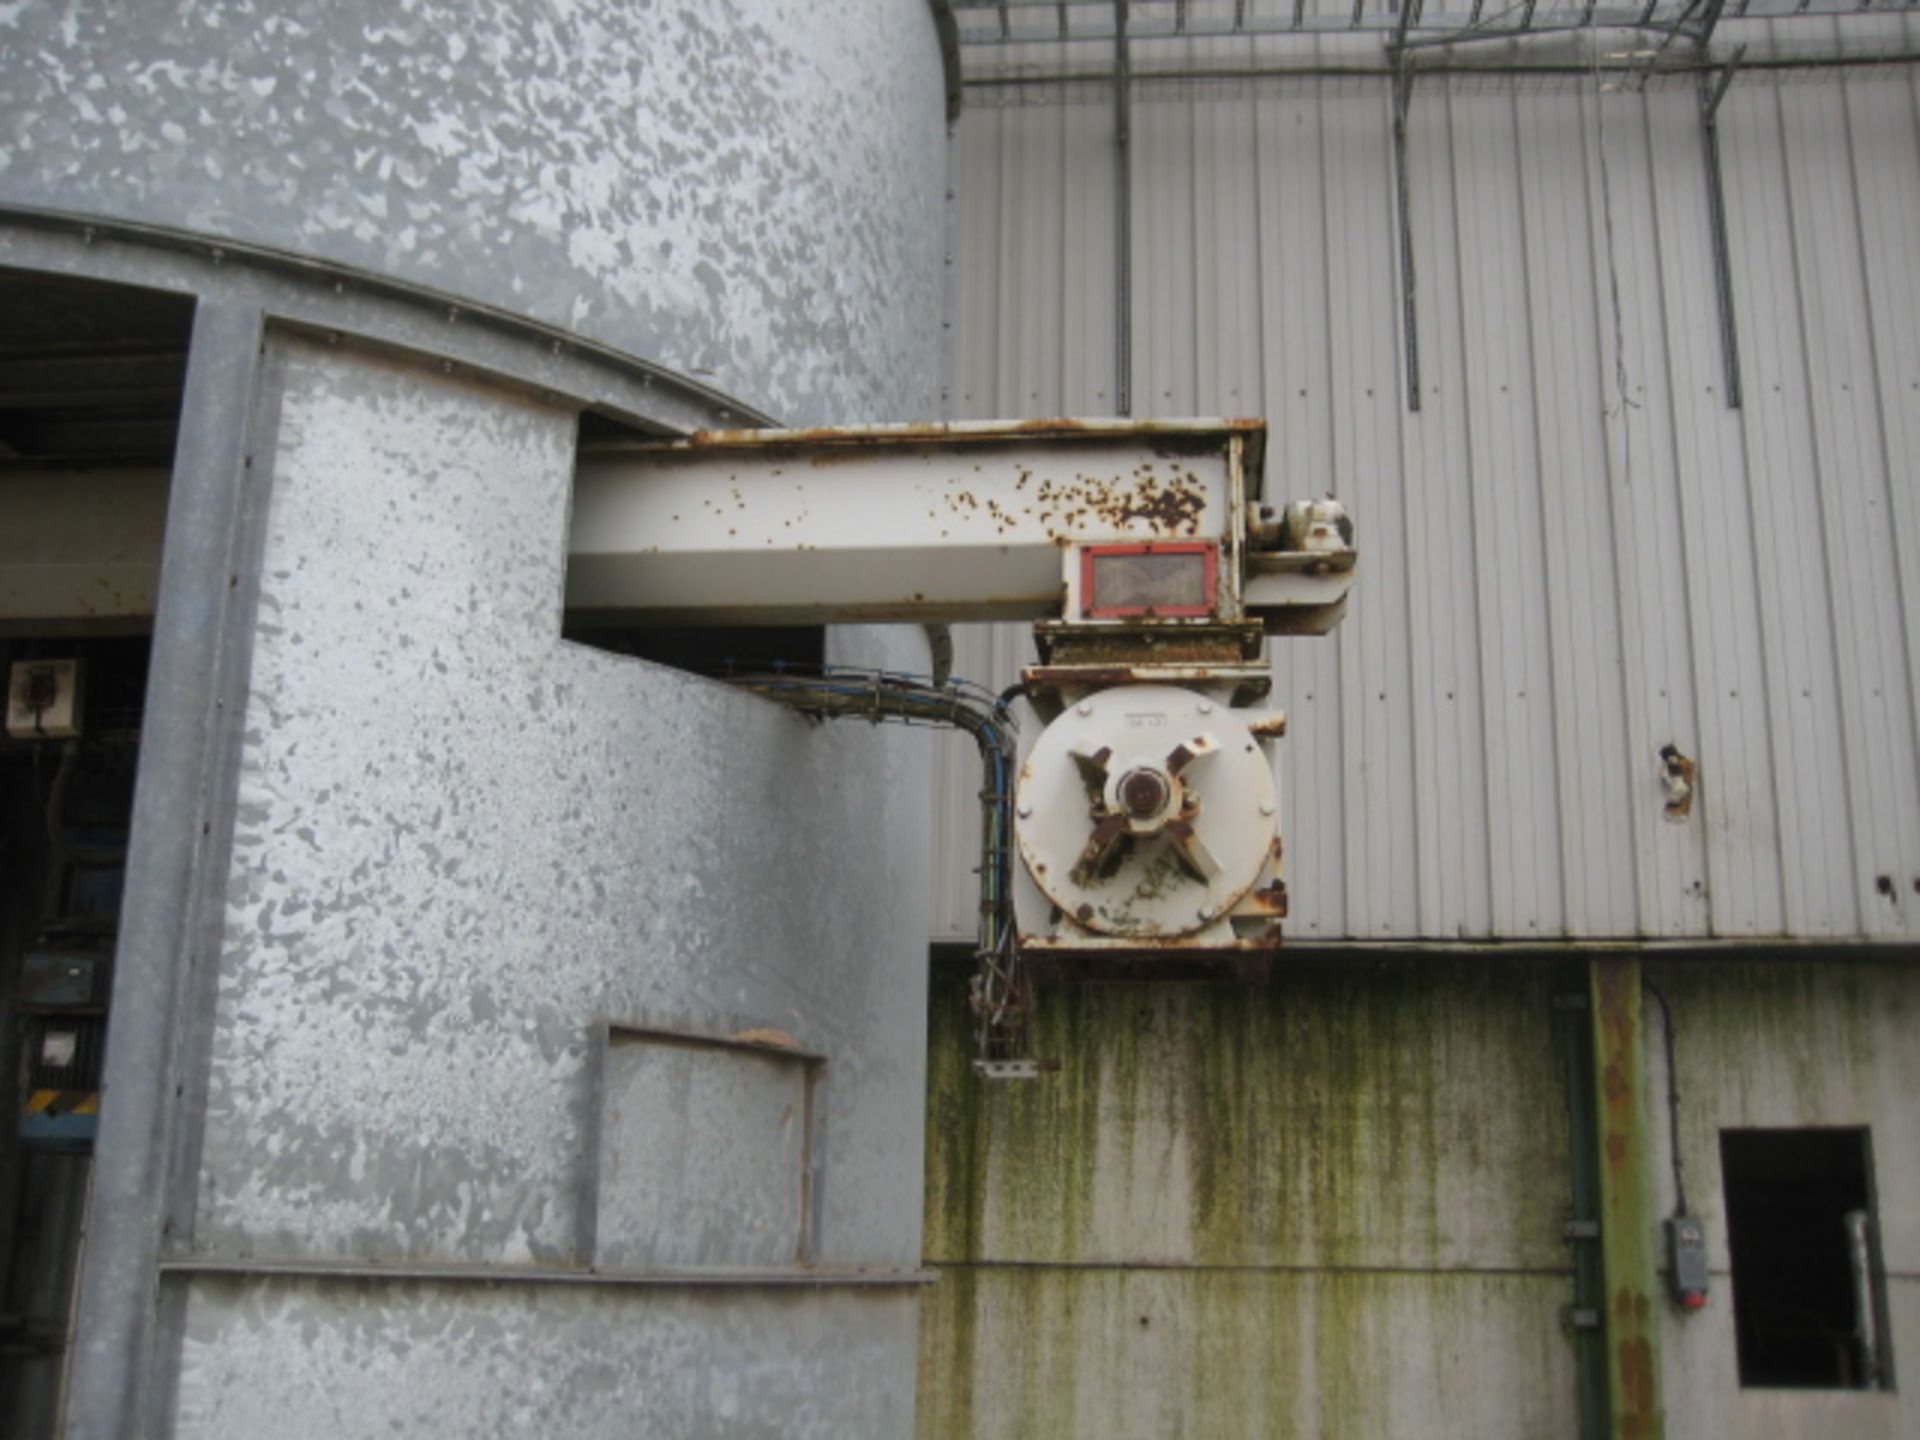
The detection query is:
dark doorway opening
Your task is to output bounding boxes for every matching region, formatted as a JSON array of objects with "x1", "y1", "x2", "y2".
[
  {"x1": 0, "y1": 267, "x2": 187, "y2": 1436},
  {"x1": 561, "y1": 618, "x2": 826, "y2": 677},
  {"x1": 1720, "y1": 1126, "x2": 1891, "y2": 1390},
  {"x1": 1, "y1": 635, "x2": 150, "y2": 1431}
]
